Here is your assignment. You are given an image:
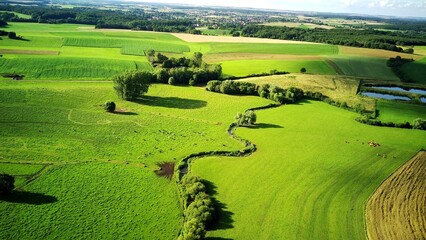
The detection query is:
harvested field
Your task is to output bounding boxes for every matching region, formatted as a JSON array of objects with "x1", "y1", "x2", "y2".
[
  {"x1": 171, "y1": 33, "x2": 318, "y2": 44},
  {"x1": 204, "y1": 53, "x2": 323, "y2": 63},
  {"x1": 339, "y1": 46, "x2": 422, "y2": 60},
  {"x1": 0, "y1": 49, "x2": 59, "y2": 55},
  {"x1": 366, "y1": 151, "x2": 426, "y2": 240}
]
